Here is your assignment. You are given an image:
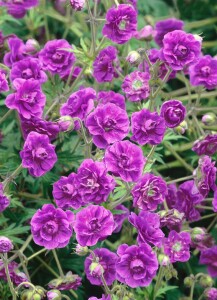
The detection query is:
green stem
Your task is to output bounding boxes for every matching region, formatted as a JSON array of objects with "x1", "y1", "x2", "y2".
[
  {"x1": 0, "y1": 110, "x2": 13, "y2": 125},
  {"x1": 196, "y1": 205, "x2": 214, "y2": 211},
  {"x1": 86, "y1": 0, "x2": 96, "y2": 56},
  {"x1": 189, "y1": 213, "x2": 216, "y2": 223},
  {"x1": 151, "y1": 68, "x2": 172, "y2": 99},
  {"x1": 52, "y1": 249, "x2": 64, "y2": 277},
  {"x1": 189, "y1": 281, "x2": 195, "y2": 300},
  {"x1": 1, "y1": 254, "x2": 17, "y2": 300},
  {"x1": 101, "y1": 273, "x2": 111, "y2": 295},
  {"x1": 185, "y1": 17, "x2": 217, "y2": 29},
  {"x1": 166, "y1": 175, "x2": 195, "y2": 184},
  {"x1": 206, "y1": 215, "x2": 217, "y2": 232},
  {"x1": 3, "y1": 163, "x2": 23, "y2": 191},
  {"x1": 96, "y1": 36, "x2": 106, "y2": 52},
  {"x1": 41, "y1": 0, "x2": 50, "y2": 41},
  {"x1": 178, "y1": 90, "x2": 217, "y2": 102},
  {"x1": 163, "y1": 142, "x2": 194, "y2": 173},
  {"x1": 27, "y1": 248, "x2": 47, "y2": 262},
  {"x1": 64, "y1": 66, "x2": 86, "y2": 97},
  {"x1": 154, "y1": 265, "x2": 165, "y2": 299}
]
